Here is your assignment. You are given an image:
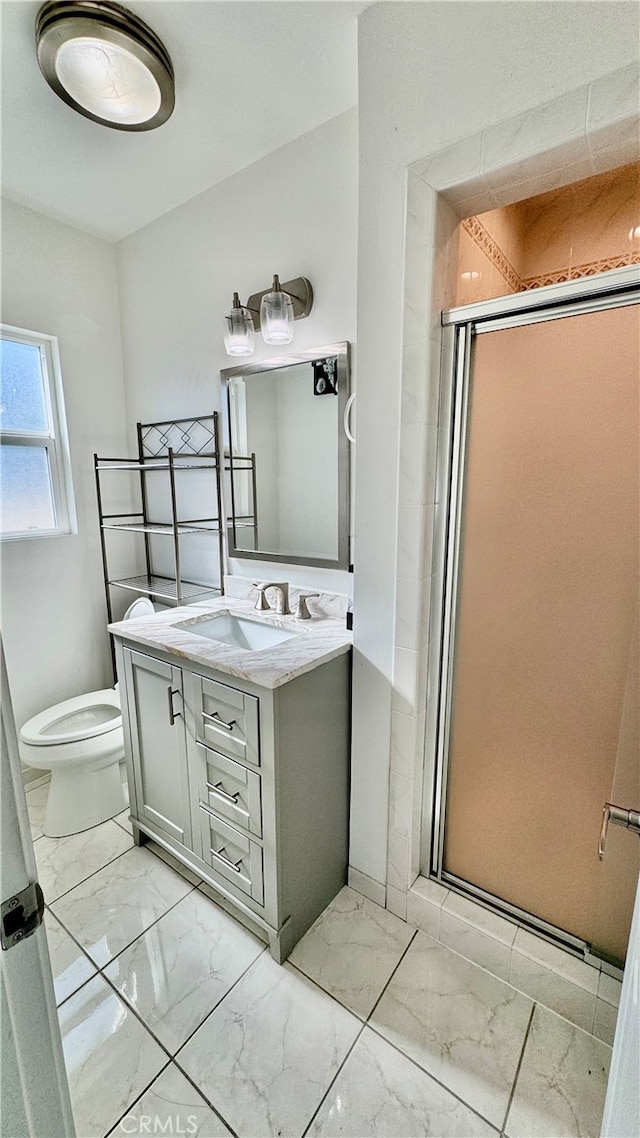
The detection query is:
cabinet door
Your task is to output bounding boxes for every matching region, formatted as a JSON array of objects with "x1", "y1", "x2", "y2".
[{"x1": 123, "y1": 648, "x2": 192, "y2": 849}]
